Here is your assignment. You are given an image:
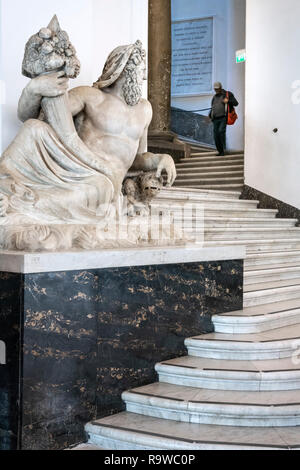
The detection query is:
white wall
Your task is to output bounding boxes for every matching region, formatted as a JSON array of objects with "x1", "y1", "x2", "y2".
[
  {"x1": 0, "y1": 0, "x2": 148, "y2": 152},
  {"x1": 171, "y1": 0, "x2": 246, "y2": 150},
  {"x1": 245, "y1": 0, "x2": 300, "y2": 209}
]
